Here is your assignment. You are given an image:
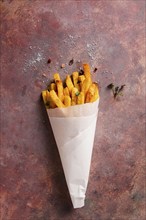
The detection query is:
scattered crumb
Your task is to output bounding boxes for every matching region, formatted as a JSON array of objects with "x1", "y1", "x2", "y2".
[
  {"x1": 61, "y1": 64, "x2": 65, "y2": 68},
  {"x1": 27, "y1": 202, "x2": 33, "y2": 208},
  {"x1": 47, "y1": 58, "x2": 51, "y2": 64},
  {"x1": 69, "y1": 59, "x2": 74, "y2": 65},
  {"x1": 93, "y1": 68, "x2": 98, "y2": 73}
]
